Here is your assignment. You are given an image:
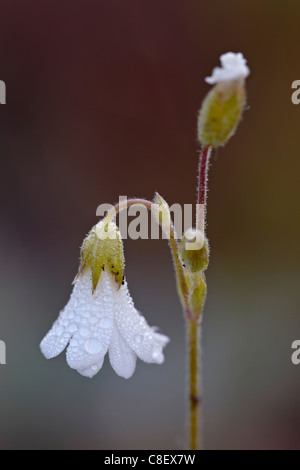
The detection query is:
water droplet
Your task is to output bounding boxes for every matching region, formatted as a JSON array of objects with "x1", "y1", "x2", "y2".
[
  {"x1": 84, "y1": 339, "x2": 102, "y2": 355},
  {"x1": 100, "y1": 317, "x2": 112, "y2": 328},
  {"x1": 68, "y1": 323, "x2": 78, "y2": 333},
  {"x1": 88, "y1": 316, "x2": 98, "y2": 324},
  {"x1": 79, "y1": 327, "x2": 90, "y2": 337},
  {"x1": 135, "y1": 335, "x2": 143, "y2": 345},
  {"x1": 152, "y1": 346, "x2": 163, "y2": 363},
  {"x1": 54, "y1": 326, "x2": 64, "y2": 336}
]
